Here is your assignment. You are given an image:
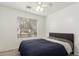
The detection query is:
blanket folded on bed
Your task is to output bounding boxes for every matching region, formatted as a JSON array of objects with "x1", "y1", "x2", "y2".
[{"x1": 19, "y1": 39, "x2": 68, "y2": 56}]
